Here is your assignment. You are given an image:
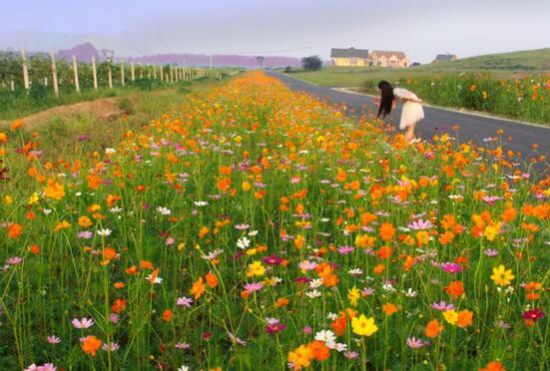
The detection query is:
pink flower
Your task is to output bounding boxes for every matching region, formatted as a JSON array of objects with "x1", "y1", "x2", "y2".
[
  {"x1": 176, "y1": 297, "x2": 194, "y2": 307},
  {"x1": 408, "y1": 219, "x2": 433, "y2": 230},
  {"x1": 72, "y1": 317, "x2": 94, "y2": 329},
  {"x1": 47, "y1": 335, "x2": 61, "y2": 344}
]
